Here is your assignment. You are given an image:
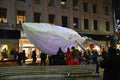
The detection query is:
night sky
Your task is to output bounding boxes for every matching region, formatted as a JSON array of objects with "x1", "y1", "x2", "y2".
[{"x1": 114, "y1": 0, "x2": 120, "y2": 20}]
